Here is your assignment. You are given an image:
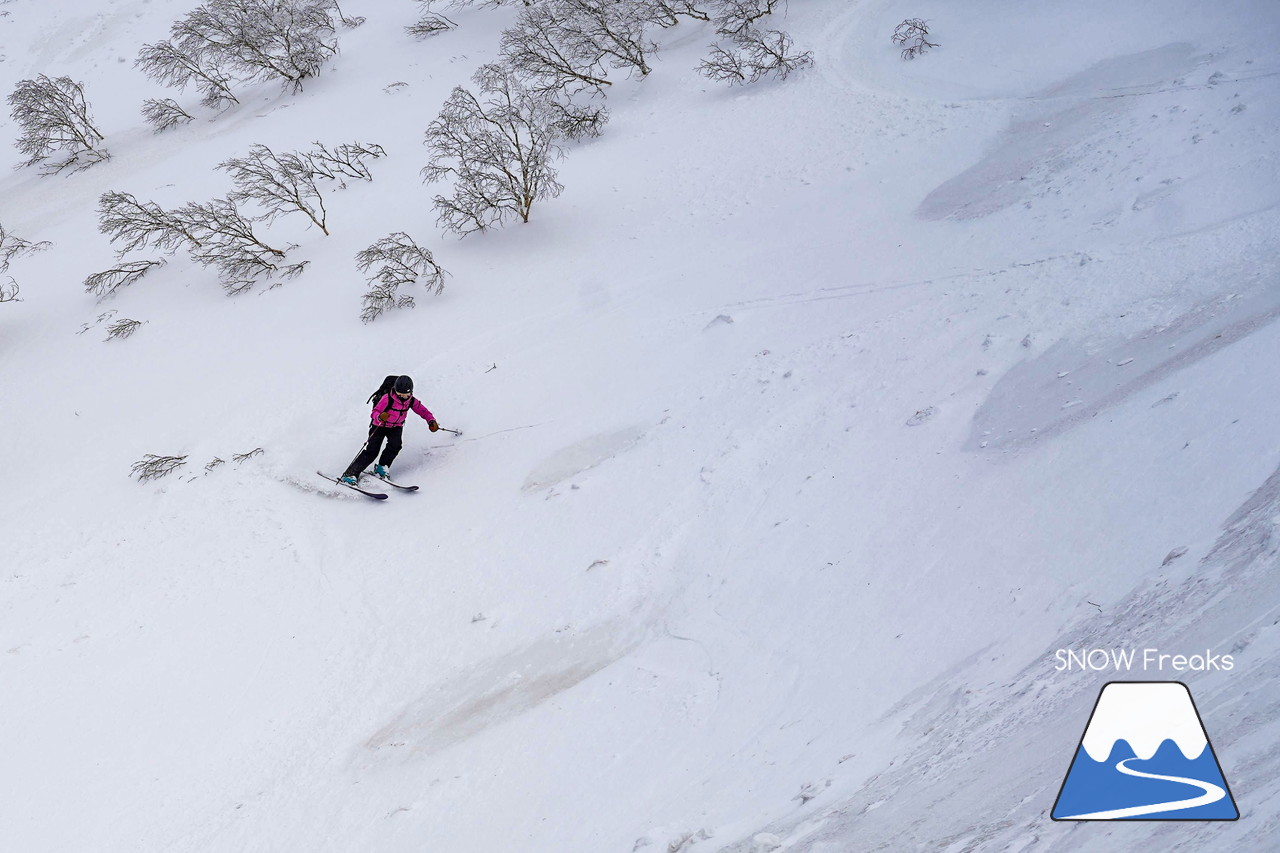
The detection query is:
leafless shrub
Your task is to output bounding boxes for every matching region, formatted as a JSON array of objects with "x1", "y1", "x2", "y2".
[
  {"x1": 326, "y1": 0, "x2": 364, "y2": 26},
  {"x1": 407, "y1": 1, "x2": 456, "y2": 38},
  {"x1": 0, "y1": 279, "x2": 18, "y2": 303},
  {"x1": 0, "y1": 223, "x2": 52, "y2": 272},
  {"x1": 500, "y1": 0, "x2": 658, "y2": 96},
  {"x1": 97, "y1": 191, "x2": 204, "y2": 257},
  {"x1": 136, "y1": 40, "x2": 239, "y2": 109},
  {"x1": 7, "y1": 75, "x2": 108, "y2": 173},
  {"x1": 176, "y1": 197, "x2": 297, "y2": 293},
  {"x1": 305, "y1": 140, "x2": 386, "y2": 184},
  {"x1": 105, "y1": 317, "x2": 146, "y2": 340},
  {"x1": 205, "y1": 457, "x2": 227, "y2": 471},
  {"x1": 131, "y1": 453, "x2": 189, "y2": 481},
  {"x1": 711, "y1": 0, "x2": 780, "y2": 37},
  {"x1": 78, "y1": 310, "x2": 118, "y2": 335},
  {"x1": 233, "y1": 447, "x2": 265, "y2": 462},
  {"x1": 142, "y1": 98, "x2": 196, "y2": 132},
  {"x1": 356, "y1": 231, "x2": 447, "y2": 322},
  {"x1": 501, "y1": 4, "x2": 613, "y2": 96},
  {"x1": 557, "y1": 0, "x2": 658, "y2": 78},
  {"x1": 699, "y1": 28, "x2": 811, "y2": 83},
  {"x1": 83, "y1": 259, "x2": 166, "y2": 299},
  {"x1": 220, "y1": 144, "x2": 330, "y2": 234},
  {"x1": 638, "y1": 0, "x2": 711, "y2": 28},
  {"x1": 892, "y1": 18, "x2": 937, "y2": 59},
  {"x1": 142, "y1": 0, "x2": 339, "y2": 104},
  {"x1": 423, "y1": 63, "x2": 570, "y2": 235},
  {"x1": 549, "y1": 99, "x2": 609, "y2": 141}
]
